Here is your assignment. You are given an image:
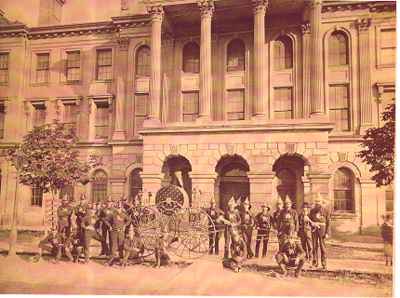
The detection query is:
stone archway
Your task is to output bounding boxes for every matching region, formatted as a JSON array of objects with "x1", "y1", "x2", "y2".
[
  {"x1": 161, "y1": 154, "x2": 193, "y2": 205},
  {"x1": 215, "y1": 154, "x2": 250, "y2": 211},
  {"x1": 272, "y1": 154, "x2": 308, "y2": 210}
]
